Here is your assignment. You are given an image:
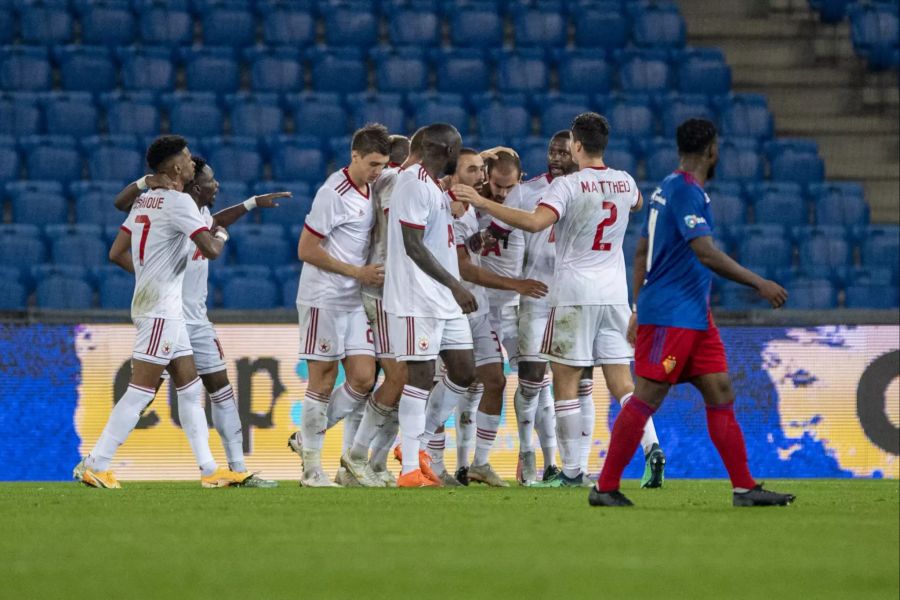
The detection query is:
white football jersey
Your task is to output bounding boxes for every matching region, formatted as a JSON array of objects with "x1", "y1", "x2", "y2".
[
  {"x1": 453, "y1": 204, "x2": 489, "y2": 319},
  {"x1": 477, "y1": 201, "x2": 524, "y2": 309},
  {"x1": 363, "y1": 166, "x2": 399, "y2": 300},
  {"x1": 181, "y1": 206, "x2": 214, "y2": 324},
  {"x1": 384, "y1": 165, "x2": 462, "y2": 319},
  {"x1": 297, "y1": 168, "x2": 373, "y2": 310},
  {"x1": 538, "y1": 166, "x2": 640, "y2": 307},
  {"x1": 121, "y1": 189, "x2": 209, "y2": 320}
]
